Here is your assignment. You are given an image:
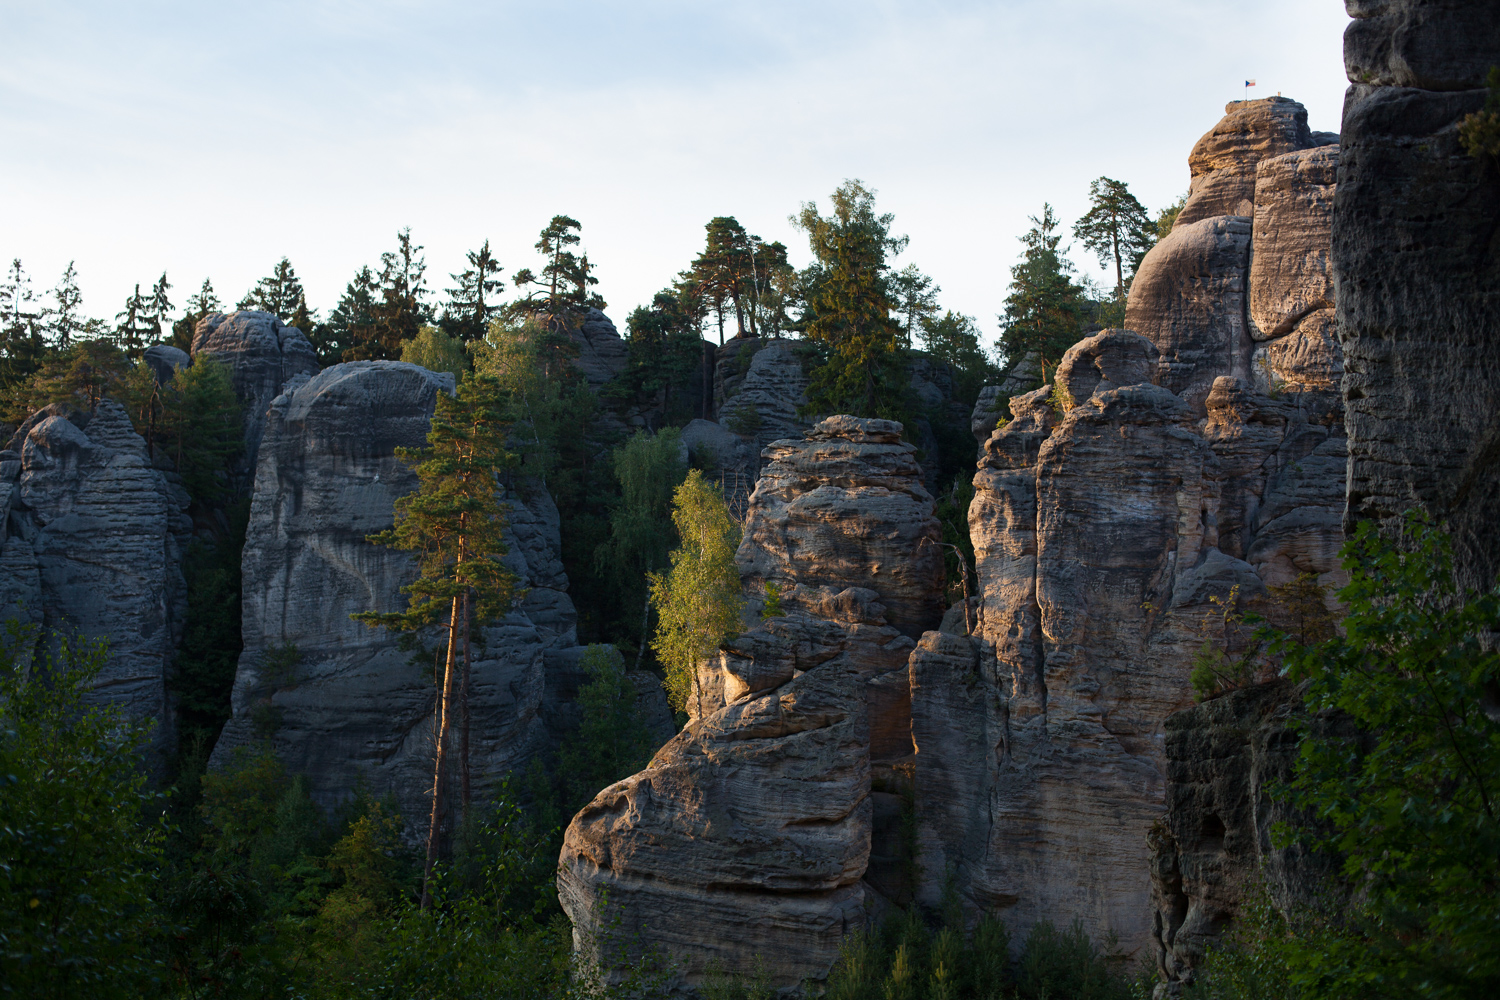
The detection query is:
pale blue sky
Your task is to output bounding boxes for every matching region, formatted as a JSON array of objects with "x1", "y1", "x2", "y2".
[{"x1": 1, "y1": 1, "x2": 1351, "y2": 342}]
